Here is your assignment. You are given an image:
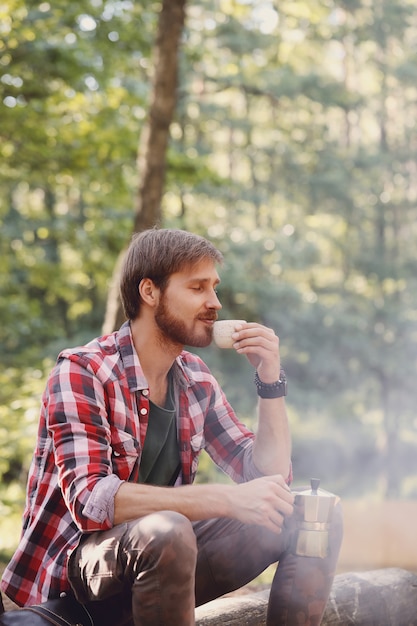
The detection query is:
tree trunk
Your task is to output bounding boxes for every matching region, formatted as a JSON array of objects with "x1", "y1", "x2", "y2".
[
  {"x1": 195, "y1": 568, "x2": 417, "y2": 626},
  {"x1": 102, "y1": 0, "x2": 187, "y2": 334}
]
